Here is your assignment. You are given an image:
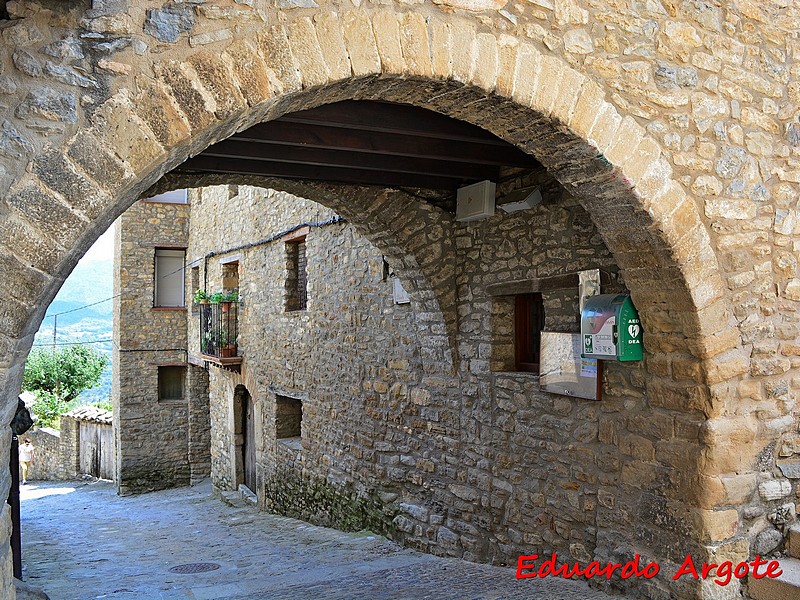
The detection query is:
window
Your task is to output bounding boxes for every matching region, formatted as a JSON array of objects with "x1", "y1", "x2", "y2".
[
  {"x1": 276, "y1": 395, "x2": 302, "y2": 439},
  {"x1": 154, "y1": 248, "x2": 185, "y2": 307},
  {"x1": 515, "y1": 293, "x2": 545, "y2": 372},
  {"x1": 285, "y1": 239, "x2": 307, "y2": 311},
  {"x1": 222, "y1": 260, "x2": 239, "y2": 293},
  {"x1": 158, "y1": 366, "x2": 185, "y2": 401}
]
